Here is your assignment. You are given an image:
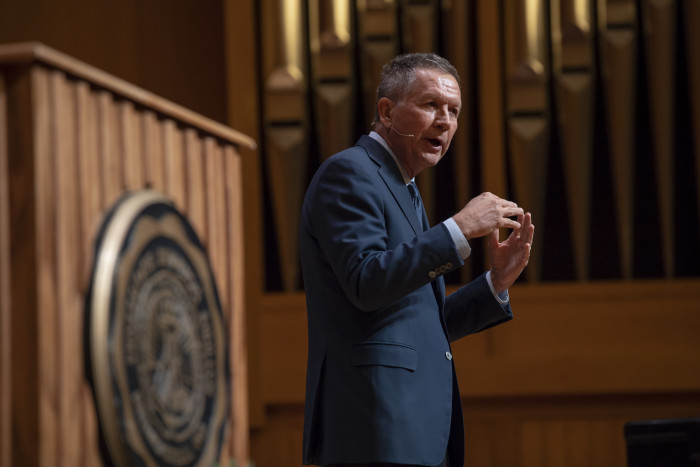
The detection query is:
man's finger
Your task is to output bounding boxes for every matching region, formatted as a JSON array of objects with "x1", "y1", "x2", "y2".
[
  {"x1": 502, "y1": 218, "x2": 521, "y2": 230},
  {"x1": 489, "y1": 229, "x2": 499, "y2": 246}
]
